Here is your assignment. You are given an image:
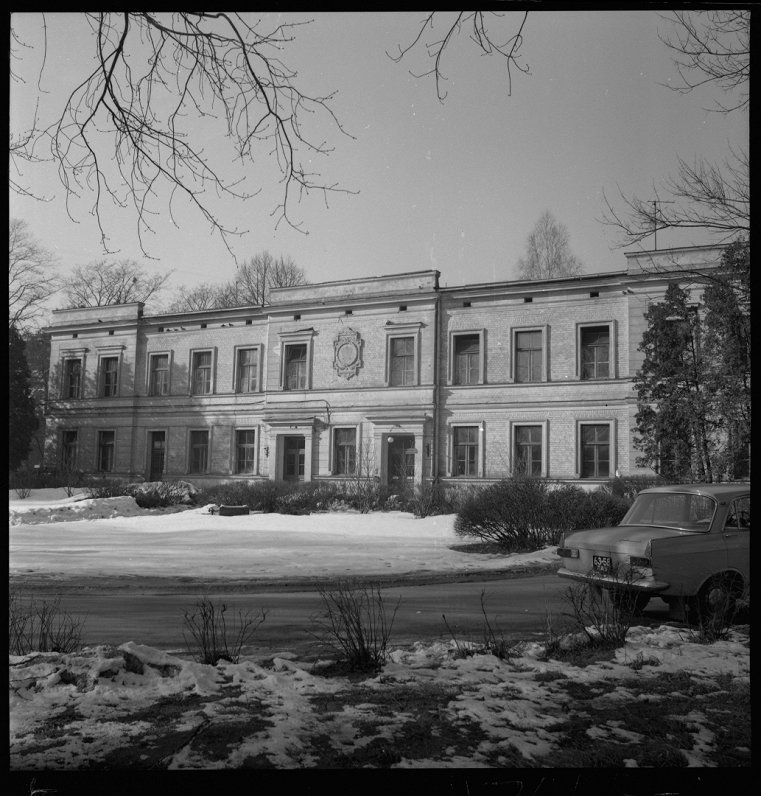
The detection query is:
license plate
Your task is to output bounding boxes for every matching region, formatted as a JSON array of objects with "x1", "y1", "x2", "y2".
[{"x1": 593, "y1": 555, "x2": 613, "y2": 573}]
